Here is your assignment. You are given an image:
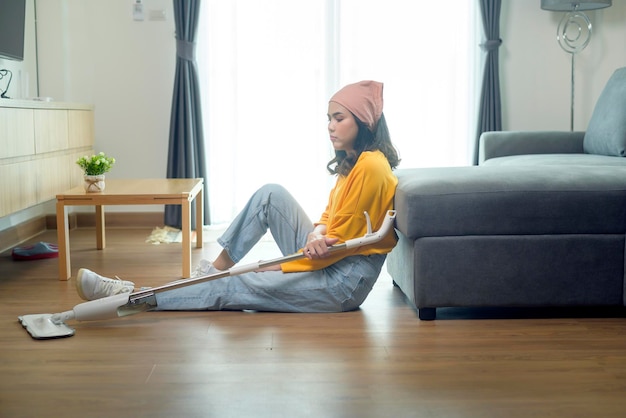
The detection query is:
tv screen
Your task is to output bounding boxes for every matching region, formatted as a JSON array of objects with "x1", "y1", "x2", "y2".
[{"x1": 0, "y1": 0, "x2": 26, "y2": 61}]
